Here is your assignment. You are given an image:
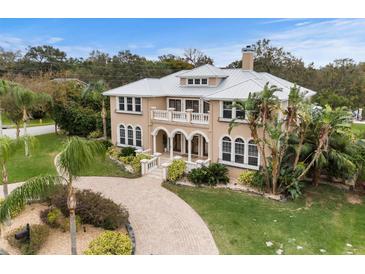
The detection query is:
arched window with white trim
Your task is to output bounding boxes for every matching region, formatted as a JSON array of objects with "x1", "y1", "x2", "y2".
[
  {"x1": 222, "y1": 136, "x2": 232, "y2": 162},
  {"x1": 119, "y1": 125, "x2": 126, "y2": 145},
  {"x1": 248, "y1": 140, "x2": 259, "y2": 166},
  {"x1": 127, "y1": 126, "x2": 134, "y2": 146},
  {"x1": 235, "y1": 138, "x2": 245, "y2": 164},
  {"x1": 135, "y1": 126, "x2": 142, "y2": 147}
]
